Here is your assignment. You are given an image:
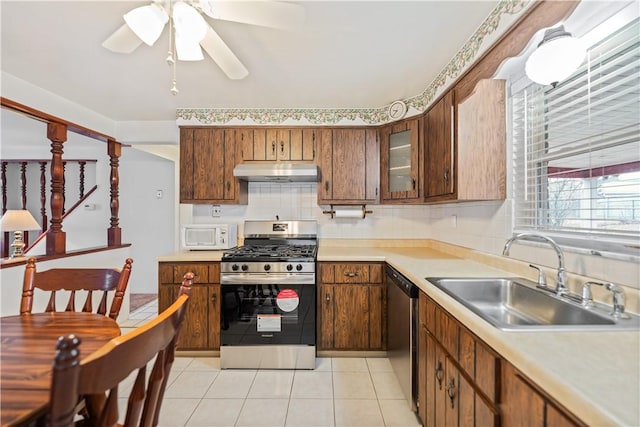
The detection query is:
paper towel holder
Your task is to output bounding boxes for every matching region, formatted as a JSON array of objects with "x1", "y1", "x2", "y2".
[{"x1": 322, "y1": 204, "x2": 373, "y2": 219}]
